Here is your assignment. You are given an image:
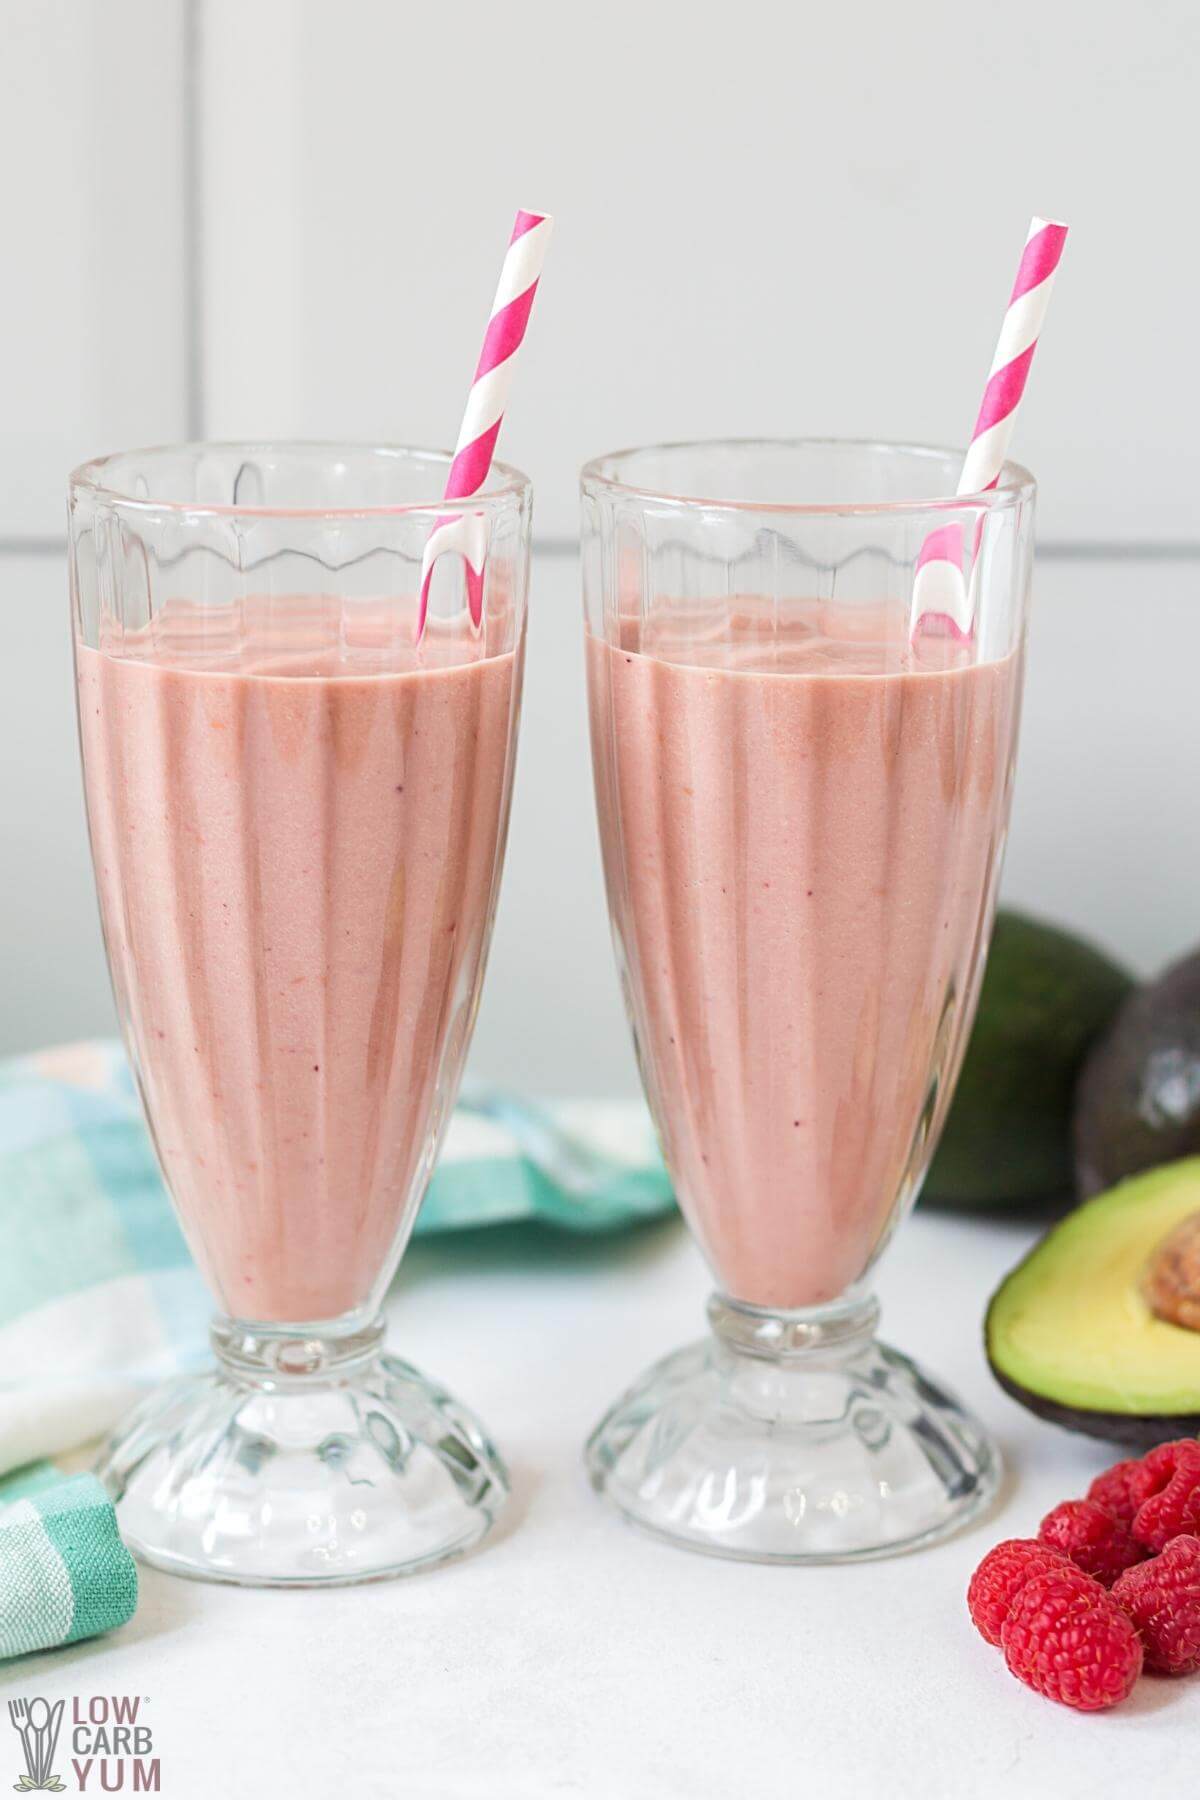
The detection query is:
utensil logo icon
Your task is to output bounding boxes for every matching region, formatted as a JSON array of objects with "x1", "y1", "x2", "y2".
[{"x1": 6, "y1": 1698, "x2": 65, "y2": 1793}]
